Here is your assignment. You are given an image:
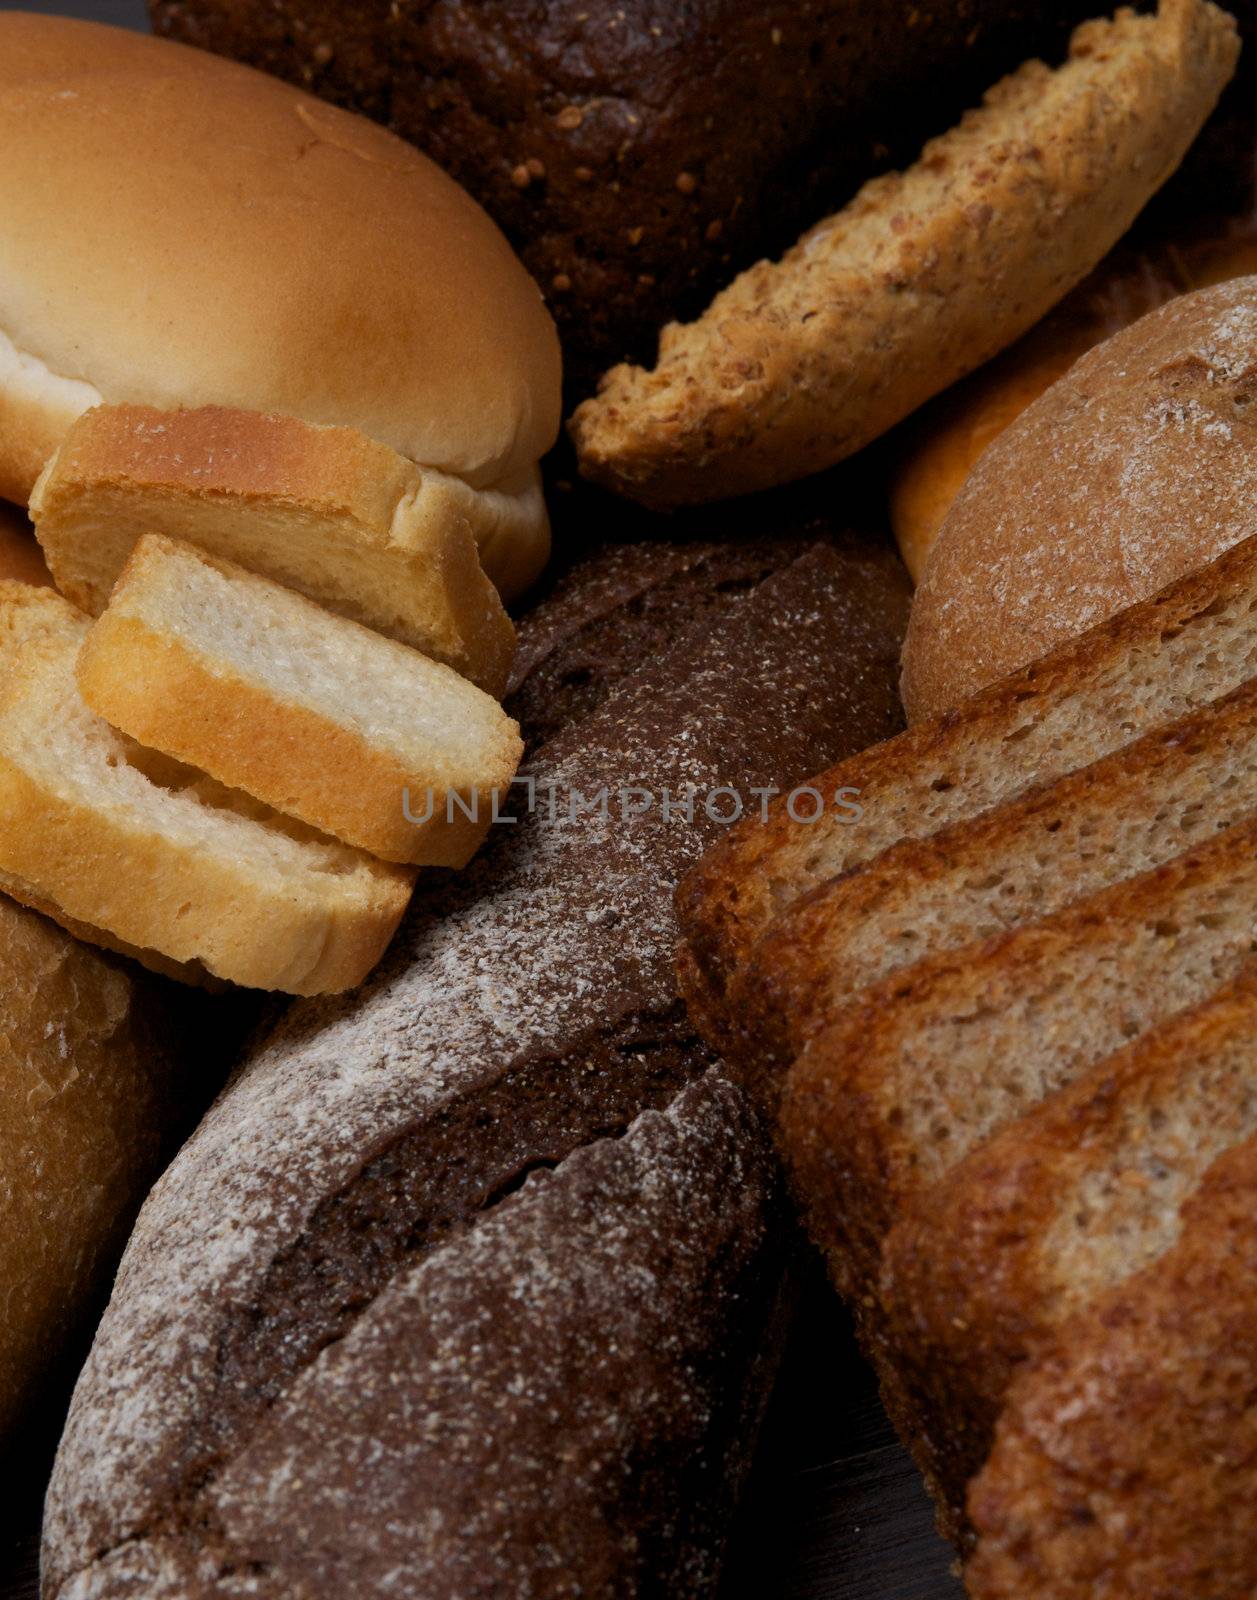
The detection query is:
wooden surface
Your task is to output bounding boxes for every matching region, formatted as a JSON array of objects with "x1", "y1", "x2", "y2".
[{"x1": 2, "y1": 1263, "x2": 963, "y2": 1600}]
